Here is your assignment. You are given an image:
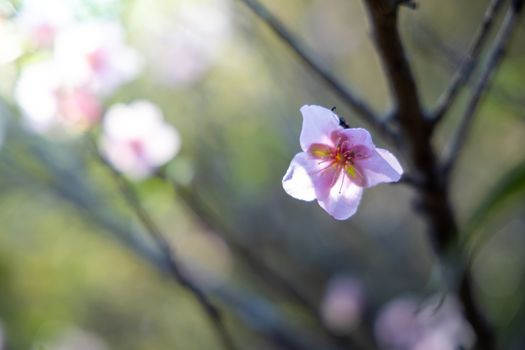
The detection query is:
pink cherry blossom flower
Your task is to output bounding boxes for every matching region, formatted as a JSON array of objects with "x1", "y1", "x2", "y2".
[
  {"x1": 14, "y1": 60, "x2": 101, "y2": 135},
  {"x1": 374, "y1": 295, "x2": 474, "y2": 350},
  {"x1": 100, "y1": 100, "x2": 180, "y2": 180},
  {"x1": 15, "y1": 0, "x2": 74, "y2": 49},
  {"x1": 320, "y1": 275, "x2": 364, "y2": 334},
  {"x1": 282, "y1": 105, "x2": 403, "y2": 220},
  {"x1": 54, "y1": 21, "x2": 142, "y2": 96},
  {"x1": 131, "y1": 0, "x2": 231, "y2": 87}
]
